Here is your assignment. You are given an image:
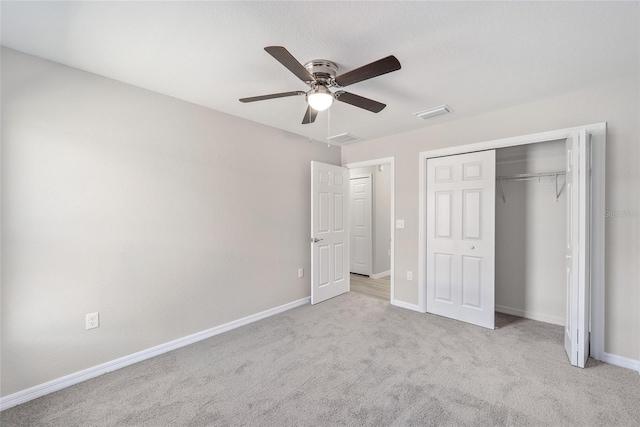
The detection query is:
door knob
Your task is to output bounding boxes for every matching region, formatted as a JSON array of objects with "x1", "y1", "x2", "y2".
[
  {"x1": 470, "y1": 245, "x2": 475, "y2": 250},
  {"x1": 312, "y1": 237, "x2": 324, "y2": 243}
]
